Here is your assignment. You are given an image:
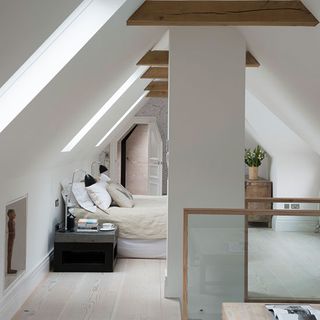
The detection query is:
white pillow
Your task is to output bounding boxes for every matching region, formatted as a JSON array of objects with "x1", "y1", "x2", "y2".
[
  {"x1": 72, "y1": 182, "x2": 97, "y2": 213},
  {"x1": 106, "y1": 182, "x2": 134, "y2": 208},
  {"x1": 86, "y1": 181, "x2": 112, "y2": 212},
  {"x1": 100, "y1": 173, "x2": 111, "y2": 183}
]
